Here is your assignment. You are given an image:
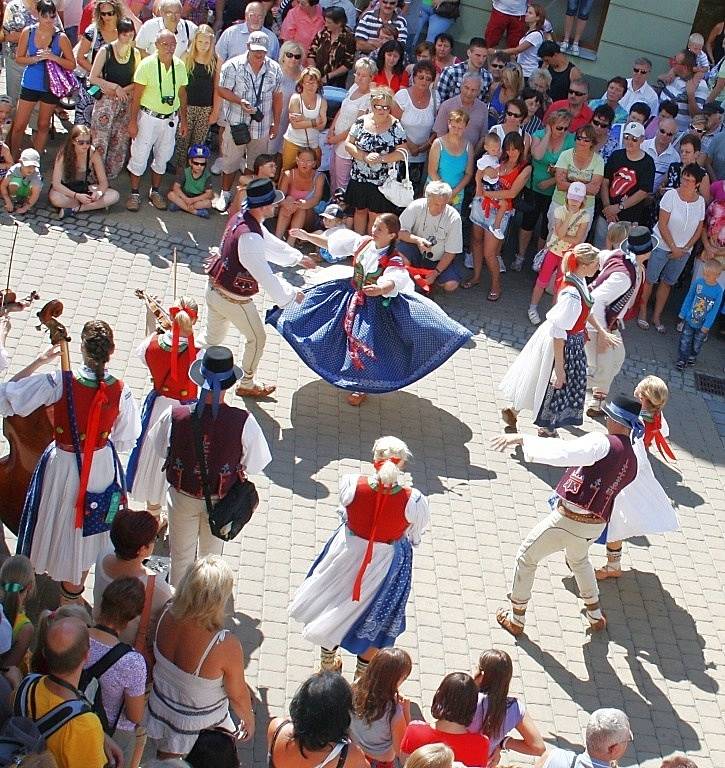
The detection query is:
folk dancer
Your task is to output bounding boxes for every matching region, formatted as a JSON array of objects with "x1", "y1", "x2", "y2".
[
  {"x1": 203, "y1": 178, "x2": 316, "y2": 399},
  {"x1": 126, "y1": 297, "x2": 199, "y2": 525},
  {"x1": 1, "y1": 321, "x2": 140, "y2": 602},
  {"x1": 492, "y1": 394, "x2": 675, "y2": 638},
  {"x1": 289, "y1": 437, "x2": 429, "y2": 676},
  {"x1": 147, "y1": 346, "x2": 271, "y2": 586}
]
